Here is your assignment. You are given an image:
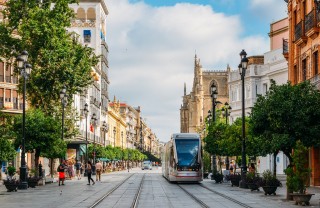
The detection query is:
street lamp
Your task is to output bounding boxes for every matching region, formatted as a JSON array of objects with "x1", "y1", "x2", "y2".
[
  {"x1": 83, "y1": 103, "x2": 89, "y2": 176},
  {"x1": 238, "y1": 49, "x2": 249, "y2": 188},
  {"x1": 101, "y1": 121, "x2": 108, "y2": 147},
  {"x1": 222, "y1": 102, "x2": 232, "y2": 170},
  {"x1": 210, "y1": 83, "x2": 221, "y2": 176},
  {"x1": 16, "y1": 50, "x2": 32, "y2": 190},
  {"x1": 91, "y1": 113, "x2": 97, "y2": 167},
  {"x1": 113, "y1": 127, "x2": 116, "y2": 147},
  {"x1": 126, "y1": 131, "x2": 130, "y2": 172},
  {"x1": 60, "y1": 85, "x2": 68, "y2": 143},
  {"x1": 121, "y1": 131, "x2": 124, "y2": 169}
]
